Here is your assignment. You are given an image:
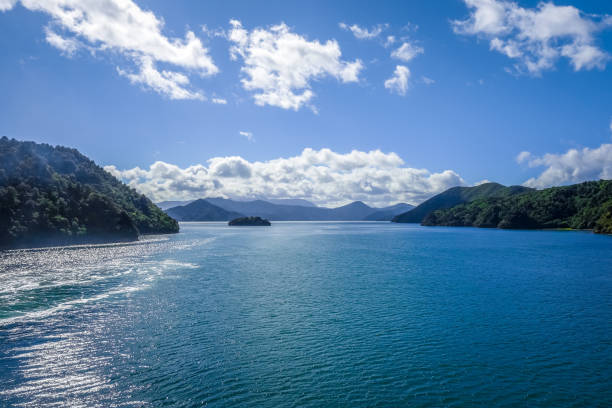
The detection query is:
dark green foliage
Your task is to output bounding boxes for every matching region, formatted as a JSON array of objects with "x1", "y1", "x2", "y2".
[
  {"x1": 422, "y1": 180, "x2": 612, "y2": 234},
  {"x1": 0, "y1": 137, "x2": 178, "y2": 248},
  {"x1": 392, "y1": 182, "x2": 533, "y2": 223},
  {"x1": 228, "y1": 216, "x2": 271, "y2": 226}
]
